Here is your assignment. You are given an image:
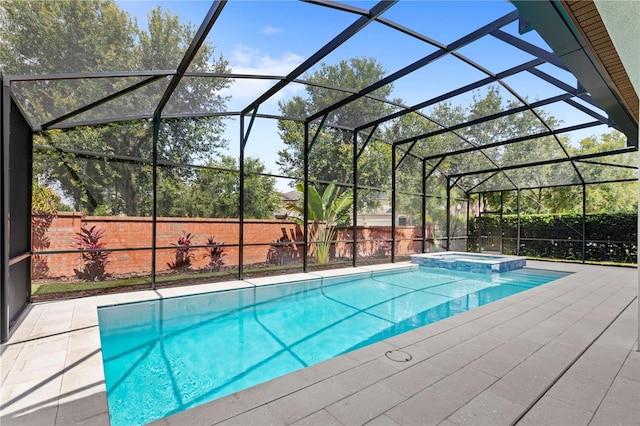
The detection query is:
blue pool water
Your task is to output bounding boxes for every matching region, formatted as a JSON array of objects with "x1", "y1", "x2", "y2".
[{"x1": 97, "y1": 266, "x2": 569, "y2": 426}]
